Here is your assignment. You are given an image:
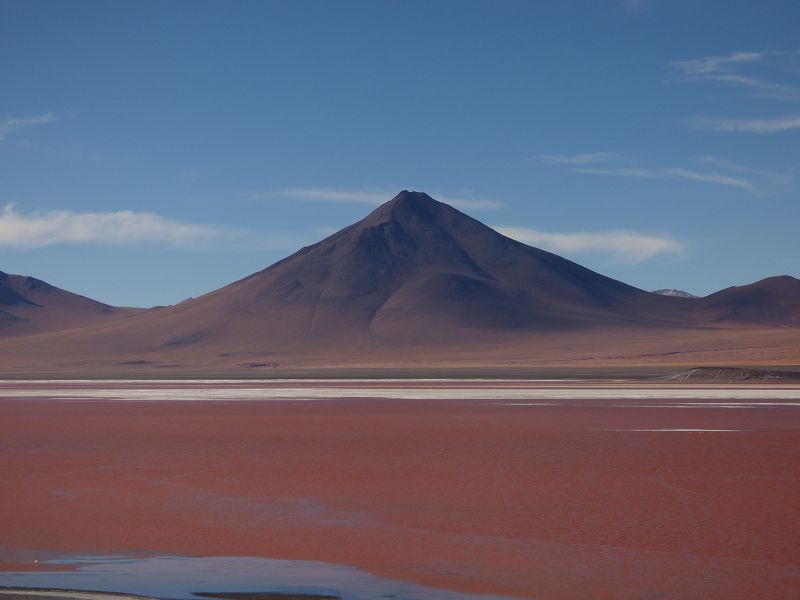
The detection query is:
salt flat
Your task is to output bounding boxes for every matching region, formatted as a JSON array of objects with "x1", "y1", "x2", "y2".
[{"x1": 0, "y1": 379, "x2": 799, "y2": 401}]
